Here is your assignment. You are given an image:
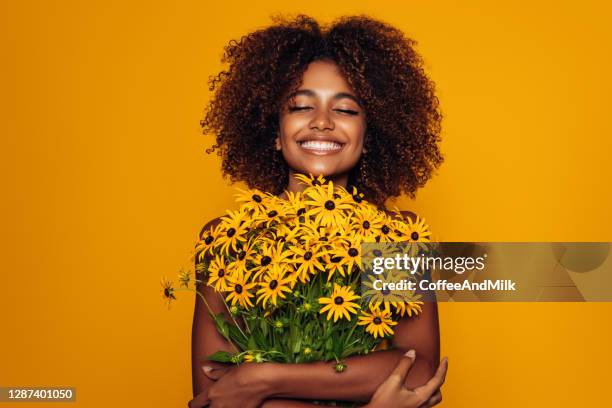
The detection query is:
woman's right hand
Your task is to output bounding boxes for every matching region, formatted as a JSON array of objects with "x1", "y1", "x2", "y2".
[{"x1": 364, "y1": 350, "x2": 448, "y2": 408}]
